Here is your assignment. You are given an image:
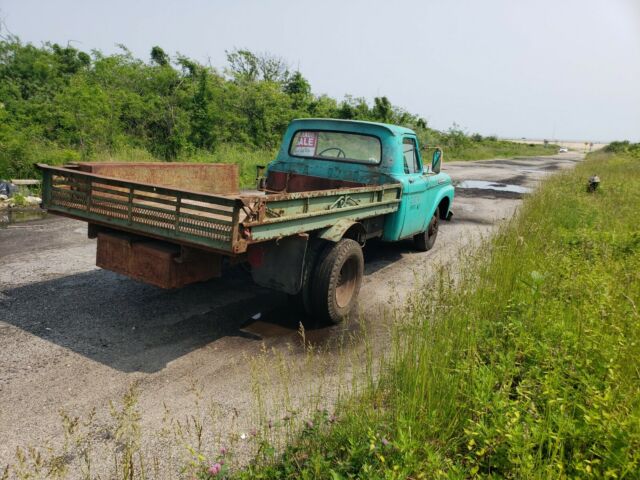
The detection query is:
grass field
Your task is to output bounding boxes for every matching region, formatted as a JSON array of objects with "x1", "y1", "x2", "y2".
[{"x1": 230, "y1": 151, "x2": 640, "y2": 478}]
